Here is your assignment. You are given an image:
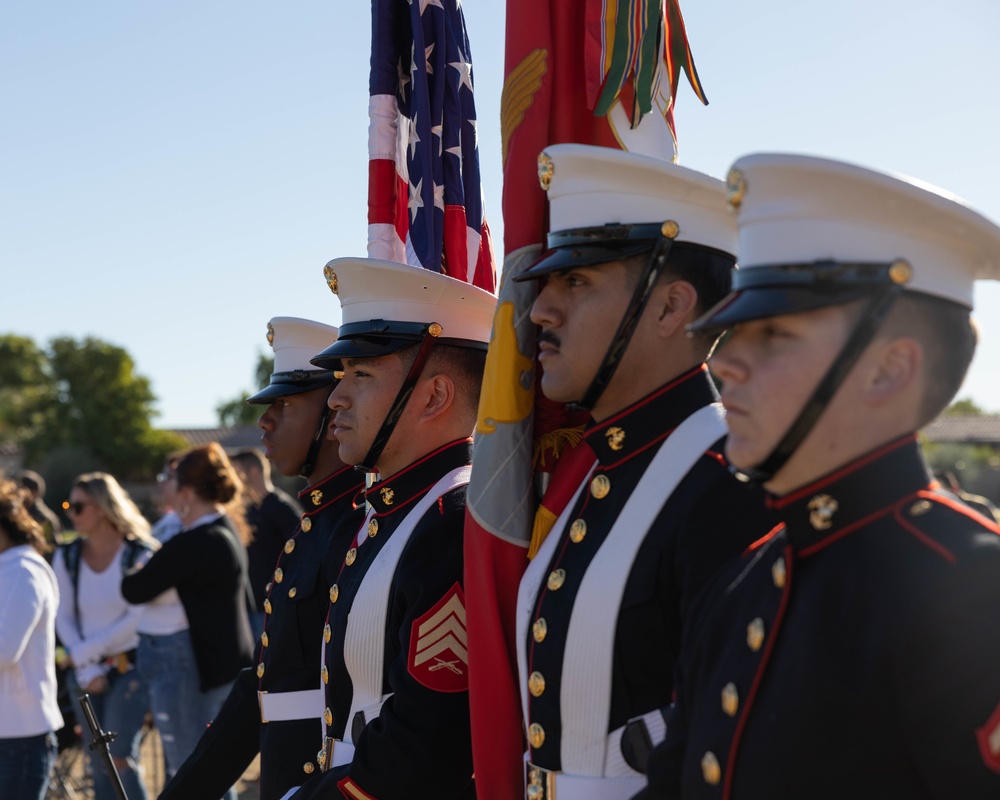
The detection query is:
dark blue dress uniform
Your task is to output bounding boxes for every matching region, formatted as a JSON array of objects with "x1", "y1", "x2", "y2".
[
  {"x1": 291, "y1": 438, "x2": 476, "y2": 800},
  {"x1": 640, "y1": 435, "x2": 1000, "y2": 799},
  {"x1": 159, "y1": 465, "x2": 365, "y2": 800},
  {"x1": 521, "y1": 366, "x2": 775, "y2": 793}
]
